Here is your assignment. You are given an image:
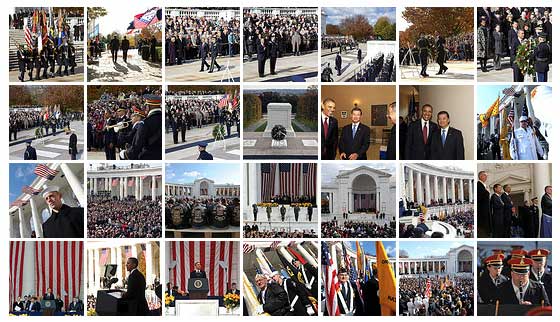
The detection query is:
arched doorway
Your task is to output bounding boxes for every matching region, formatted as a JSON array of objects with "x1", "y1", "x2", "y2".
[
  {"x1": 351, "y1": 174, "x2": 377, "y2": 213},
  {"x1": 457, "y1": 249, "x2": 473, "y2": 273},
  {"x1": 200, "y1": 181, "x2": 209, "y2": 196}
]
